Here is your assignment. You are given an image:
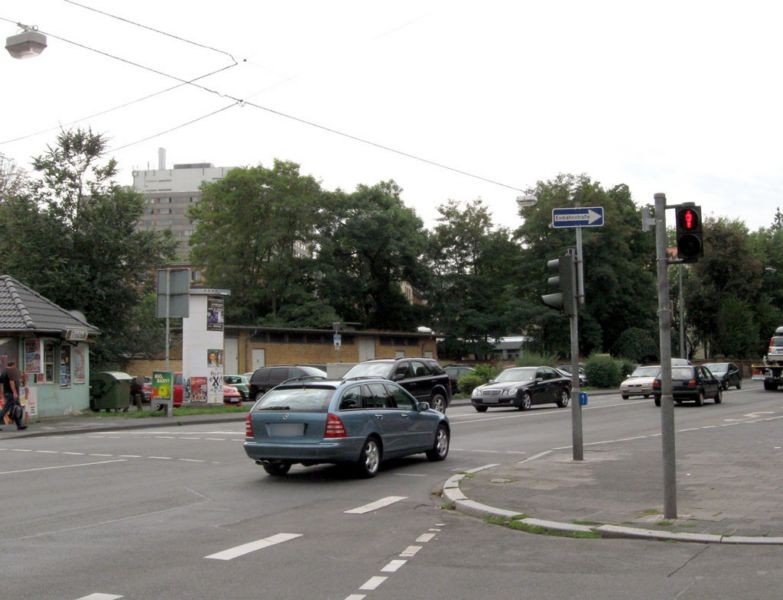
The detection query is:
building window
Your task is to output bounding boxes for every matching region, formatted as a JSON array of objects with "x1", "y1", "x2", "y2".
[
  {"x1": 60, "y1": 345, "x2": 72, "y2": 387},
  {"x1": 44, "y1": 341, "x2": 55, "y2": 383}
]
